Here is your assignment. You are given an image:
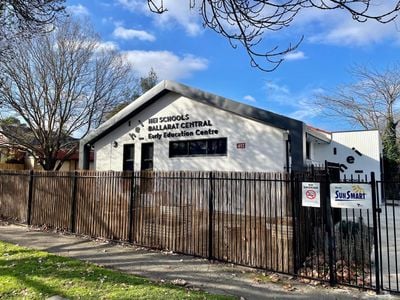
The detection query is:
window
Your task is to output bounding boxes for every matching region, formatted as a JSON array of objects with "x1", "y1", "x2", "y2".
[
  {"x1": 169, "y1": 138, "x2": 227, "y2": 157},
  {"x1": 123, "y1": 144, "x2": 134, "y2": 171},
  {"x1": 208, "y1": 138, "x2": 227, "y2": 155},
  {"x1": 306, "y1": 141, "x2": 311, "y2": 160},
  {"x1": 170, "y1": 140, "x2": 188, "y2": 157},
  {"x1": 189, "y1": 140, "x2": 207, "y2": 155}
]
